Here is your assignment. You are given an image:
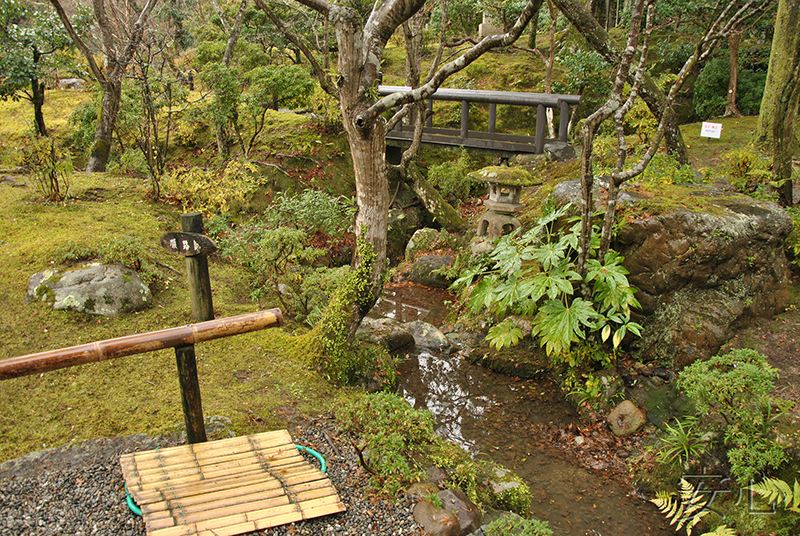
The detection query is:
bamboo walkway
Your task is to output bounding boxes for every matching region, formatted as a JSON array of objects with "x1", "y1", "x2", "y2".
[{"x1": 120, "y1": 430, "x2": 345, "y2": 536}]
